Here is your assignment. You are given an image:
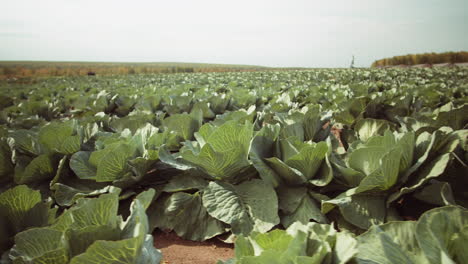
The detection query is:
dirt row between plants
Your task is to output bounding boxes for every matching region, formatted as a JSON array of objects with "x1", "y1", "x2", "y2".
[{"x1": 154, "y1": 230, "x2": 234, "y2": 264}]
